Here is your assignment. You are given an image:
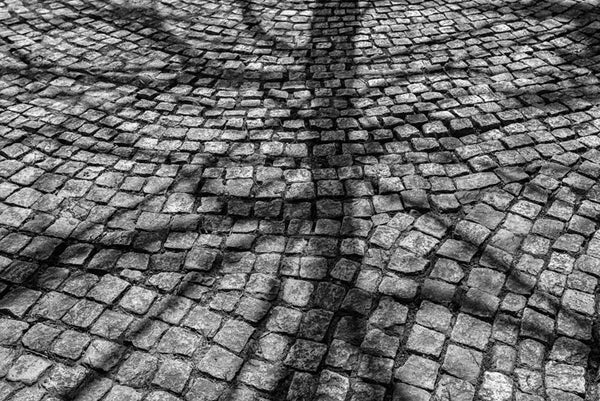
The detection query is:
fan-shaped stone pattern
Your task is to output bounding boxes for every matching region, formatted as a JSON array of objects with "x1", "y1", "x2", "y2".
[{"x1": 1, "y1": 0, "x2": 600, "y2": 400}]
